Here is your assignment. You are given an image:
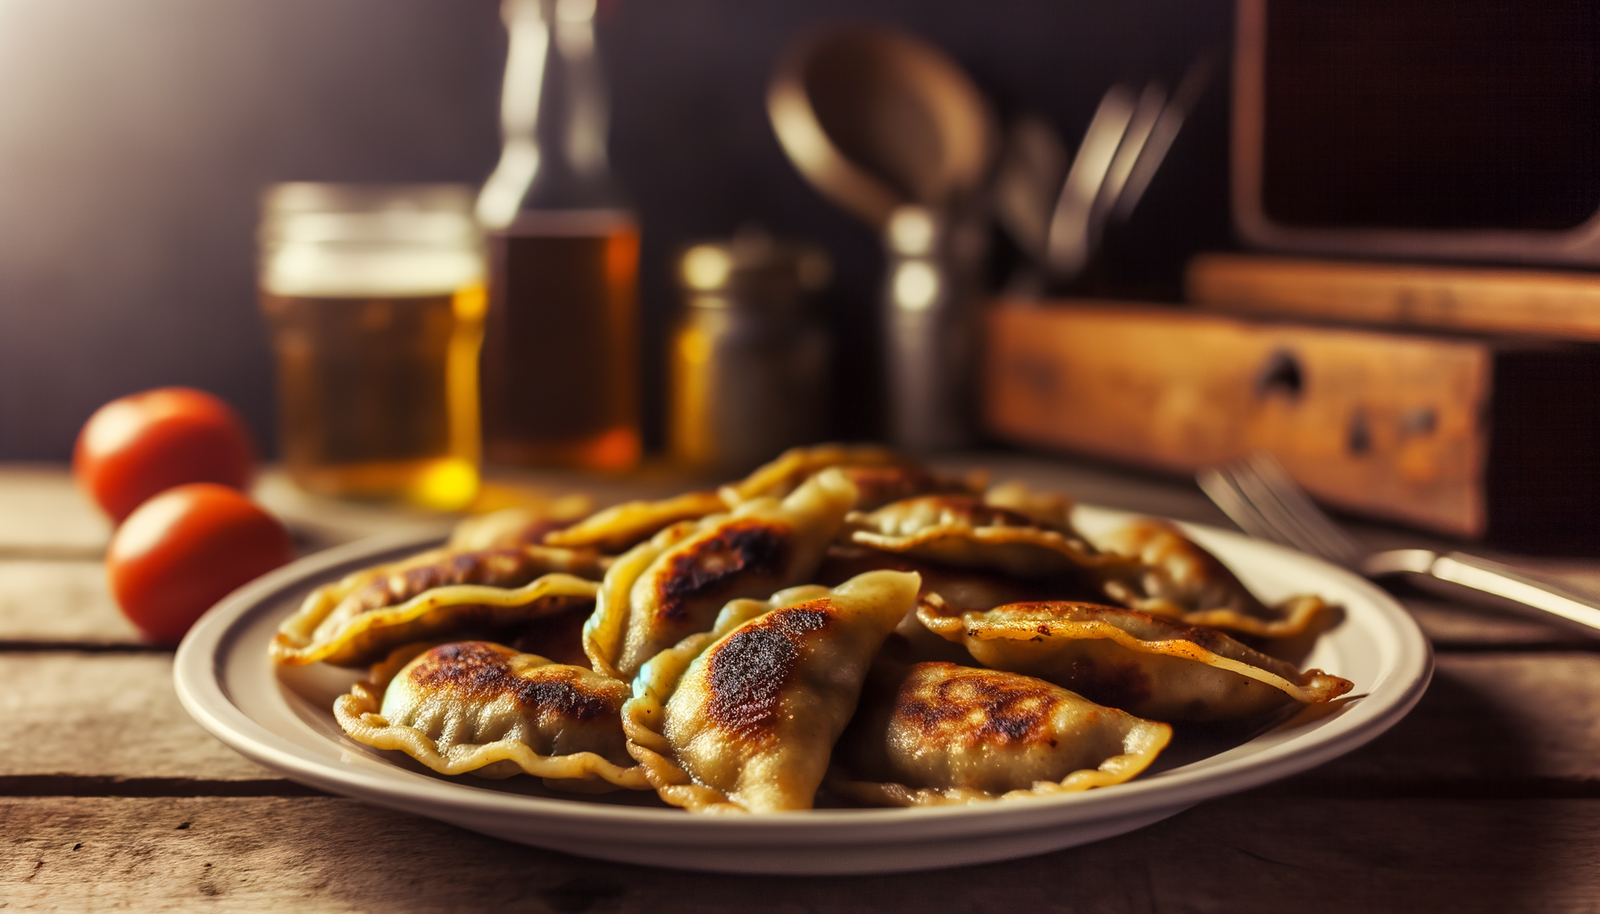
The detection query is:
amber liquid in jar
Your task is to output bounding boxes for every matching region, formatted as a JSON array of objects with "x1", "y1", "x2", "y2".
[
  {"x1": 481, "y1": 210, "x2": 640, "y2": 470},
  {"x1": 261, "y1": 285, "x2": 485, "y2": 508}
]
